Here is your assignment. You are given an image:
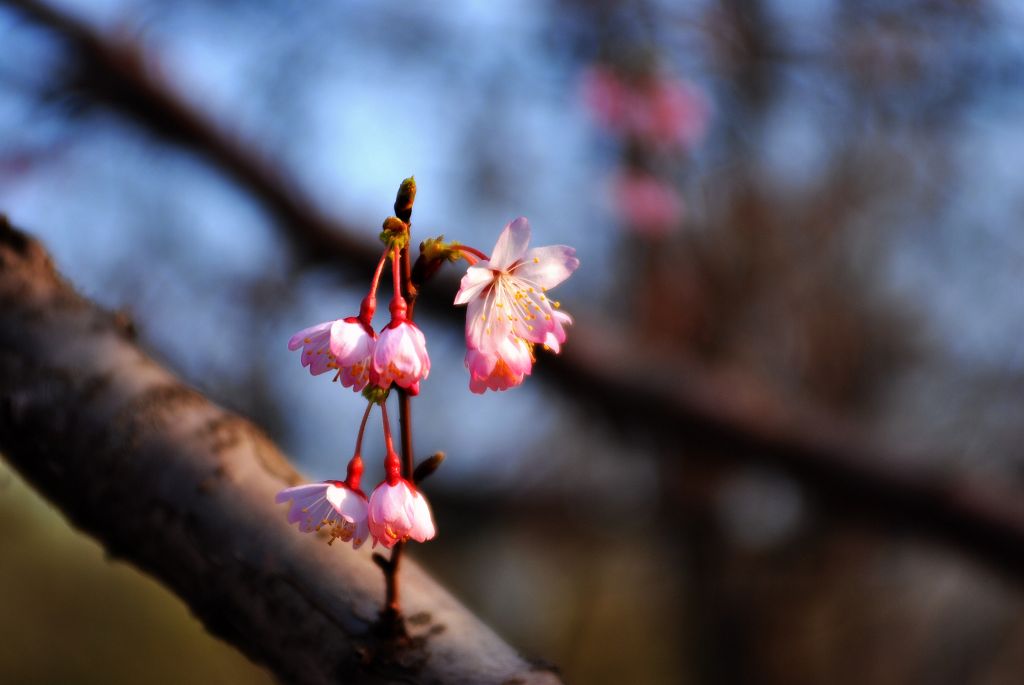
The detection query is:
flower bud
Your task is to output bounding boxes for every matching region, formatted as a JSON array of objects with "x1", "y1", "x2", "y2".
[{"x1": 393, "y1": 176, "x2": 417, "y2": 223}]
